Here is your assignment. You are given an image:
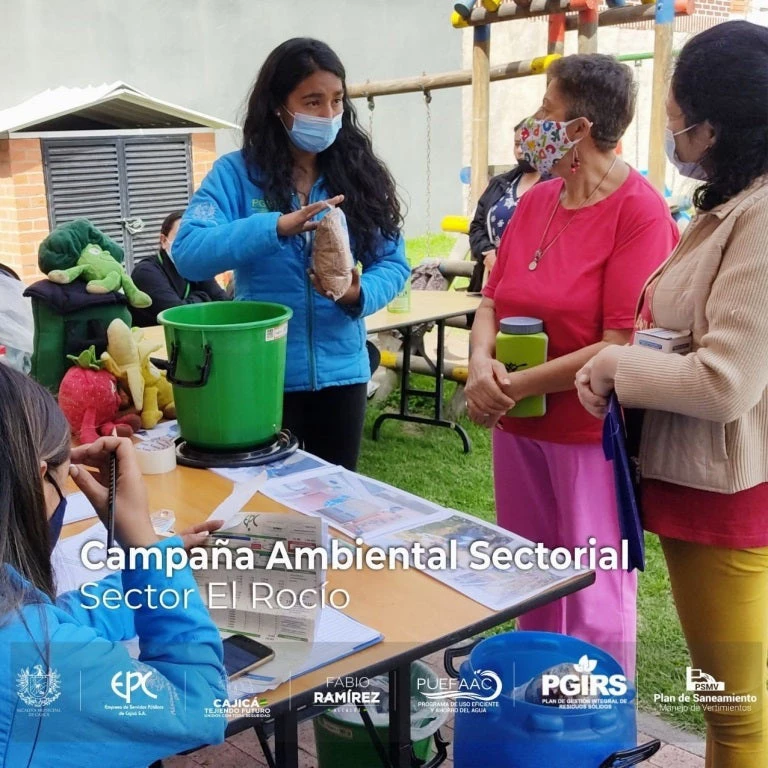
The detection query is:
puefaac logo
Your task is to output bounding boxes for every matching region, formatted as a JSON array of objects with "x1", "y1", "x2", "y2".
[
  {"x1": 420, "y1": 670, "x2": 503, "y2": 702},
  {"x1": 541, "y1": 655, "x2": 628, "y2": 698}
]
